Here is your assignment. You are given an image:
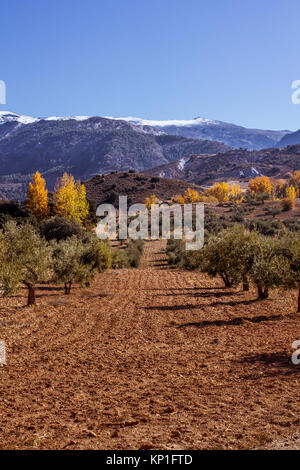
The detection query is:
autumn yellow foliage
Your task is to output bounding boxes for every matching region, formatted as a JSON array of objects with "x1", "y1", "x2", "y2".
[
  {"x1": 53, "y1": 173, "x2": 89, "y2": 224},
  {"x1": 145, "y1": 194, "x2": 158, "y2": 209},
  {"x1": 229, "y1": 183, "x2": 243, "y2": 202},
  {"x1": 289, "y1": 170, "x2": 300, "y2": 194},
  {"x1": 285, "y1": 186, "x2": 297, "y2": 200},
  {"x1": 27, "y1": 171, "x2": 49, "y2": 221},
  {"x1": 248, "y1": 176, "x2": 273, "y2": 195},
  {"x1": 173, "y1": 188, "x2": 202, "y2": 204},
  {"x1": 274, "y1": 179, "x2": 287, "y2": 199},
  {"x1": 205, "y1": 182, "x2": 230, "y2": 202}
]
